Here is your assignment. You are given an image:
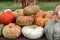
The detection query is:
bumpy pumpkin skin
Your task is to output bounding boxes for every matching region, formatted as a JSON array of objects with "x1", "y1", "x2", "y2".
[
  {"x1": 0, "y1": 24, "x2": 4, "y2": 36},
  {"x1": 13, "y1": 9, "x2": 24, "y2": 18},
  {"x1": 16, "y1": 16, "x2": 34, "y2": 26},
  {"x1": 35, "y1": 10, "x2": 45, "y2": 17},
  {"x1": 35, "y1": 17, "x2": 45, "y2": 27},
  {"x1": 3, "y1": 23, "x2": 21, "y2": 39},
  {"x1": 0, "y1": 11, "x2": 15, "y2": 24},
  {"x1": 44, "y1": 19, "x2": 60, "y2": 40}
]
